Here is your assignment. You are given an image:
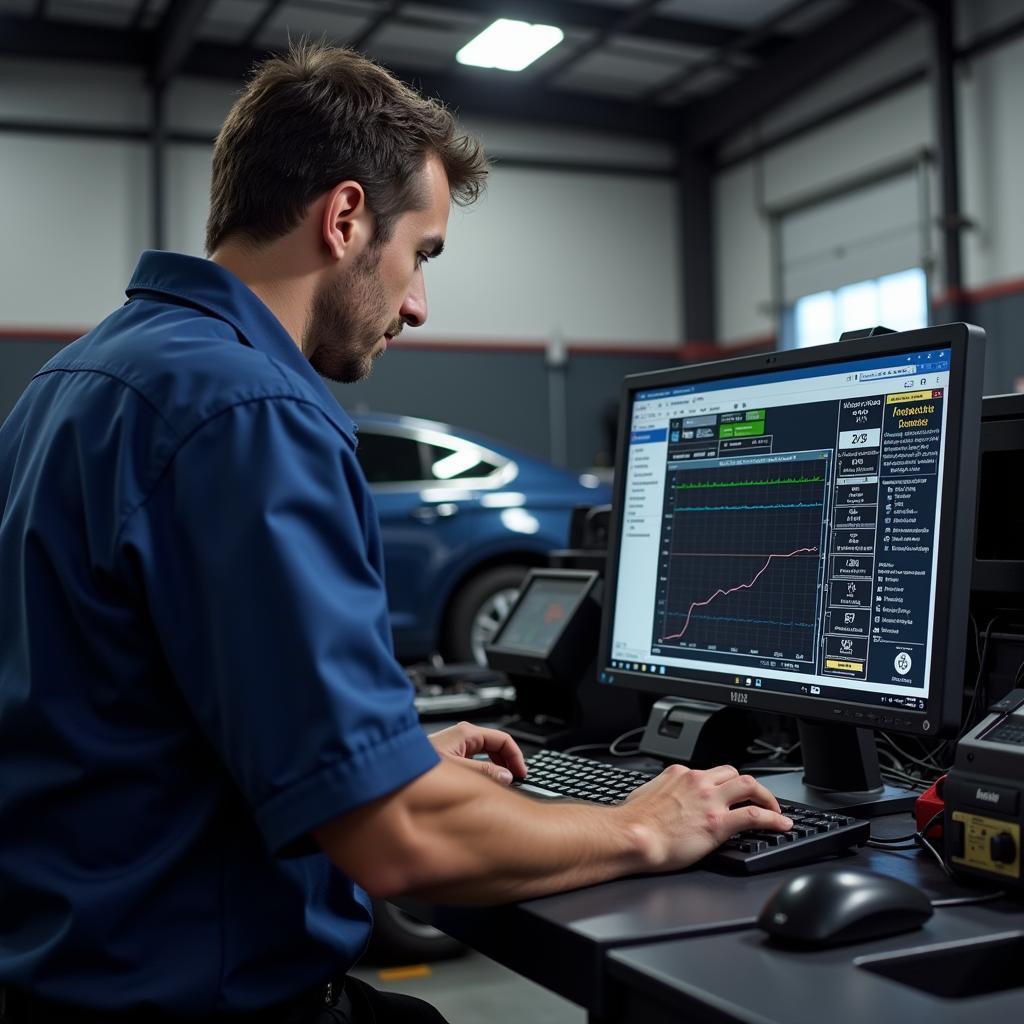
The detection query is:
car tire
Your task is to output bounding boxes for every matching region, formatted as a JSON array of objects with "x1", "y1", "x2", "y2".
[
  {"x1": 442, "y1": 565, "x2": 529, "y2": 665},
  {"x1": 362, "y1": 899, "x2": 467, "y2": 966}
]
